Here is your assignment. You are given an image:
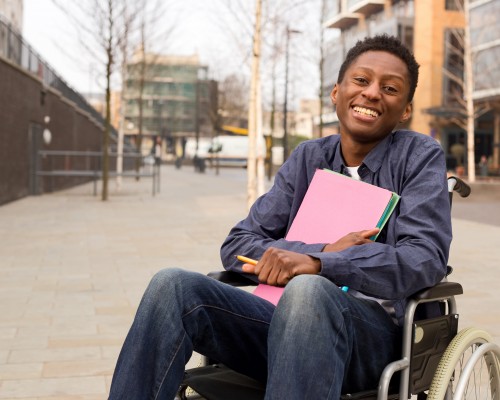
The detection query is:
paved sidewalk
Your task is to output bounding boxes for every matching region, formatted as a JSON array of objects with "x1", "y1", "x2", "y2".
[{"x1": 0, "y1": 165, "x2": 499, "y2": 399}]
